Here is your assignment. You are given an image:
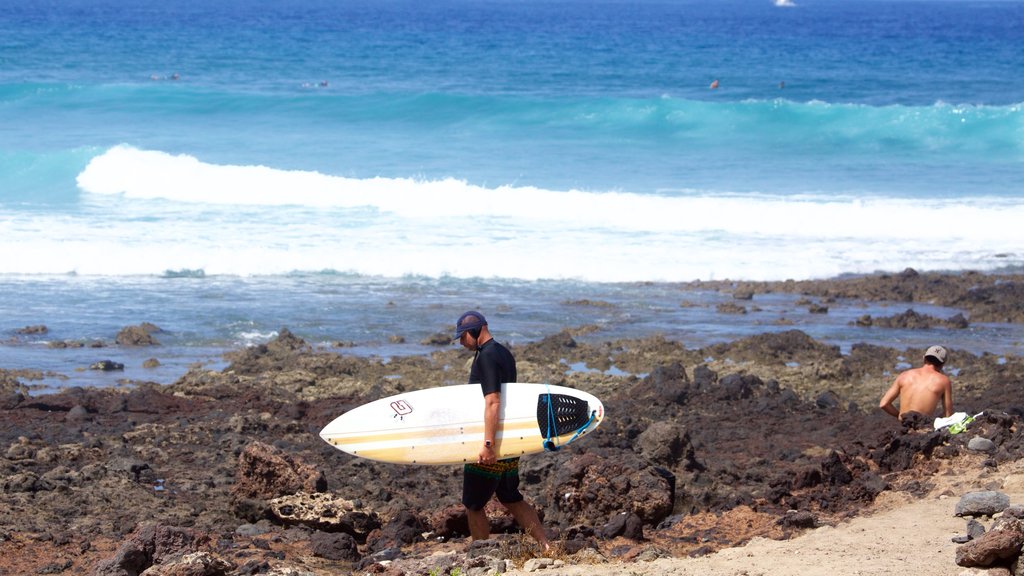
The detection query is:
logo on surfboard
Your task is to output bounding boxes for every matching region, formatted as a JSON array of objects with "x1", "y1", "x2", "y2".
[{"x1": 390, "y1": 399, "x2": 413, "y2": 418}]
